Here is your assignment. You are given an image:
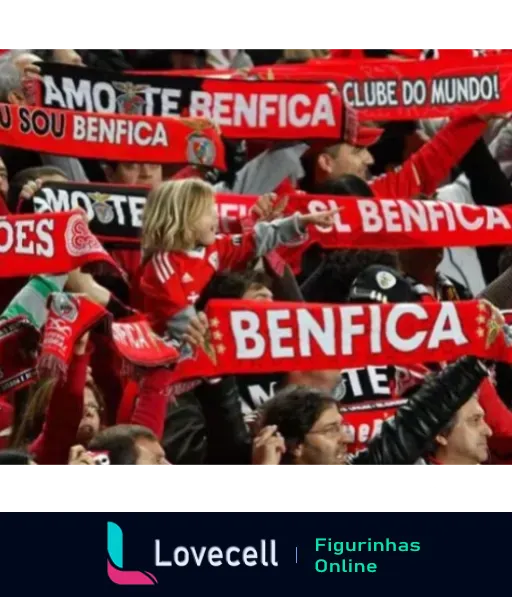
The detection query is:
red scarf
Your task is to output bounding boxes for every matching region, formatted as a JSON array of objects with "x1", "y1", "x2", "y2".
[
  {"x1": 0, "y1": 316, "x2": 39, "y2": 393},
  {"x1": 0, "y1": 103, "x2": 226, "y2": 169},
  {"x1": 171, "y1": 299, "x2": 511, "y2": 380},
  {"x1": 0, "y1": 211, "x2": 120, "y2": 277}
]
